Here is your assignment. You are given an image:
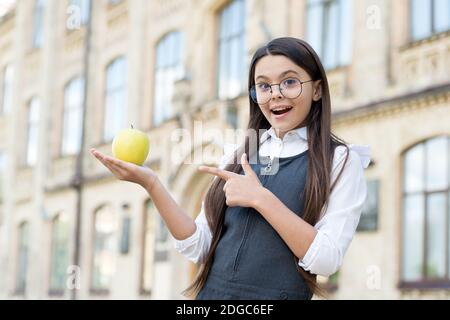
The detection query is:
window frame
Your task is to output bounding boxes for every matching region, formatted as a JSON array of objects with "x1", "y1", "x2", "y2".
[
  {"x1": 216, "y1": 0, "x2": 247, "y2": 100},
  {"x1": 400, "y1": 136, "x2": 450, "y2": 289},
  {"x1": 103, "y1": 56, "x2": 127, "y2": 142},
  {"x1": 409, "y1": 0, "x2": 450, "y2": 42},
  {"x1": 152, "y1": 31, "x2": 184, "y2": 127},
  {"x1": 61, "y1": 76, "x2": 85, "y2": 156},
  {"x1": 305, "y1": 0, "x2": 353, "y2": 70},
  {"x1": 90, "y1": 205, "x2": 117, "y2": 295},
  {"x1": 48, "y1": 212, "x2": 70, "y2": 296},
  {"x1": 15, "y1": 221, "x2": 30, "y2": 296}
]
